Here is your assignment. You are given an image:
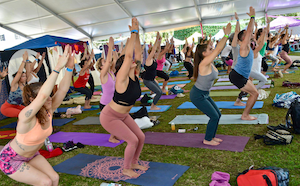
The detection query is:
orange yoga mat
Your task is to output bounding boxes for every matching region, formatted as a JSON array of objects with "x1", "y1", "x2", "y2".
[{"x1": 0, "y1": 130, "x2": 16, "y2": 139}]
